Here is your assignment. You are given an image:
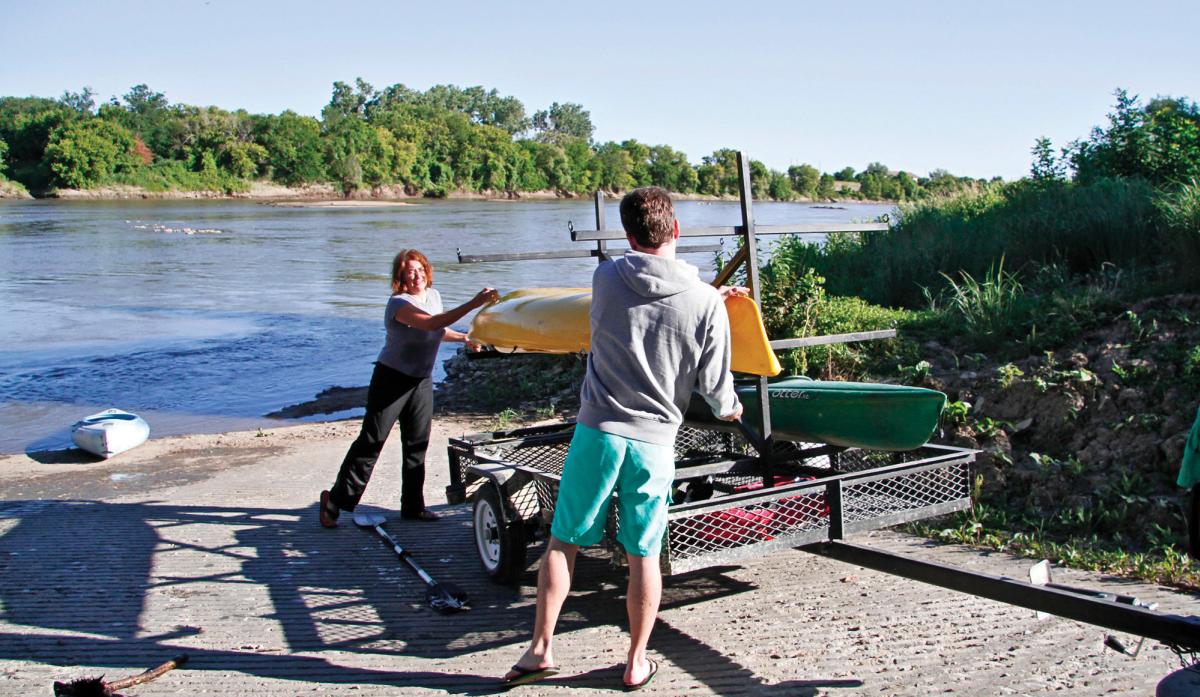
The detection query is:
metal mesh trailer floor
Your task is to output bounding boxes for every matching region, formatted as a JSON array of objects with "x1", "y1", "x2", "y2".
[{"x1": 447, "y1": 421, "x2": 976, "y2": 576}]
